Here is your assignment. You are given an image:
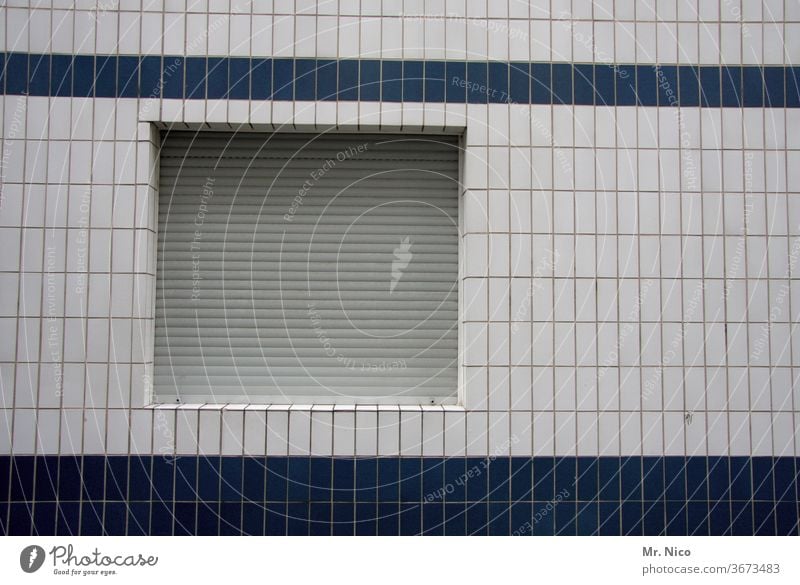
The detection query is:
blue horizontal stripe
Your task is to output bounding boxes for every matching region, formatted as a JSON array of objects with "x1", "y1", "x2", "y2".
[
  {"x1": 1, "y1": 456, "x2": 798, "y2": 536},
  {"x1": 1, "y1": 52, "x2": 798, "y2": 107}
]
